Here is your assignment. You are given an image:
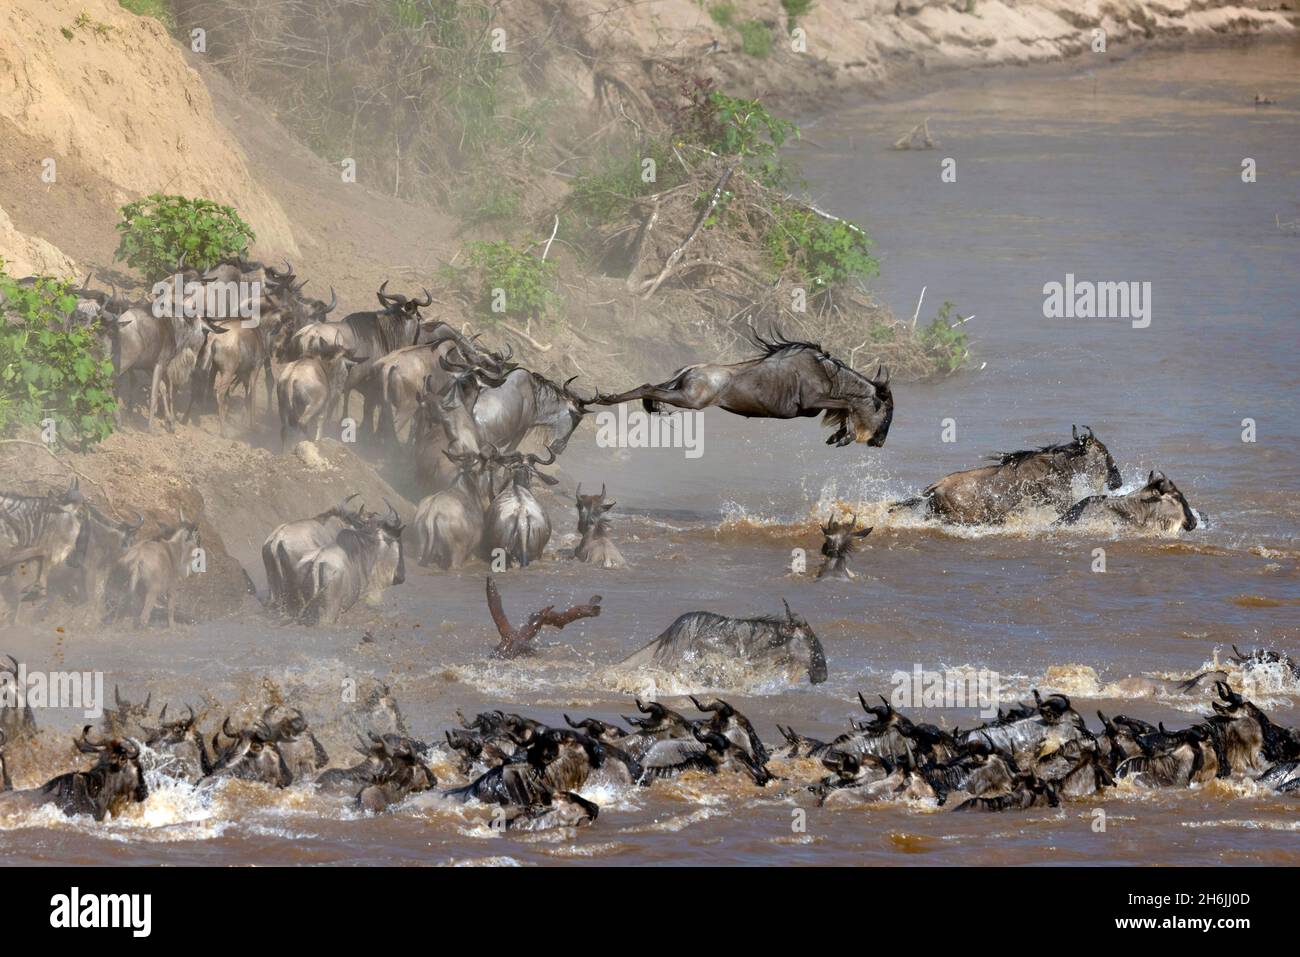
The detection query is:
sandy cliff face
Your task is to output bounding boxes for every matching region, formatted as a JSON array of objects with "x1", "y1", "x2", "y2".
[
  {"x1": 556, "y1": 0, "x2": 1293, "y2": 98},
  {"x1": 0, "y1": 0, "x2": 297, "y2": 274}
]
